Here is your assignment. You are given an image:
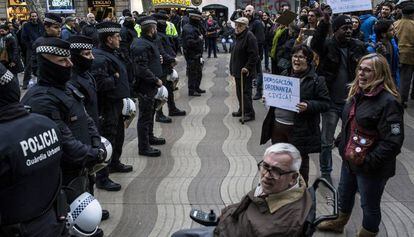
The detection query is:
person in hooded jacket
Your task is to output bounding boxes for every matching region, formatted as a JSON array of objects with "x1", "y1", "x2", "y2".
[
  {"x1": 21, "y1": 38, "x2": 107, "y2": 187},
  {"x1": 0, "y1": 63, "x2": 65, "y2": 237},
  {"x1": 0, "y1": 24, "x2": 23, "y2": 78},
  {"x1": 260, "y1": 45, "x2": 330, "y2": 185}
]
